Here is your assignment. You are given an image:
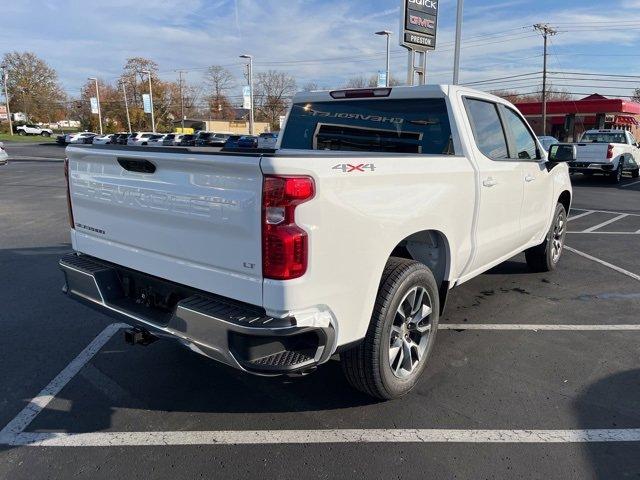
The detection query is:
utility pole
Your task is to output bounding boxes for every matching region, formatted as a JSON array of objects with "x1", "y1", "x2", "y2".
[
  {"x1": 142, "y1": 70, "x2": 156, "y2": 133},
  {"x1": 88, "y1": 77, "x2": 103, "y2": 135},
  {"x1": 1, "y1": 64, "x2": 13, "y2": 136},
  {"x1": 240, "y1": 54, "x2": 254, "y2": 135},
  {"x1": 120, "y1": 81, "x2": 132, "y2": 133},
  {"x1": 453, "y1": 0, "x2": 464, "y2": 84},
  {"x1": 178, "y1": 70, "x2": 186, "y2": 132},
  {"x1": 534, "y1": 23, "x2": 557, "y2": 136},
  {"x1": 375, "y1": 31, "x2": 392, "y2": 87}
]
